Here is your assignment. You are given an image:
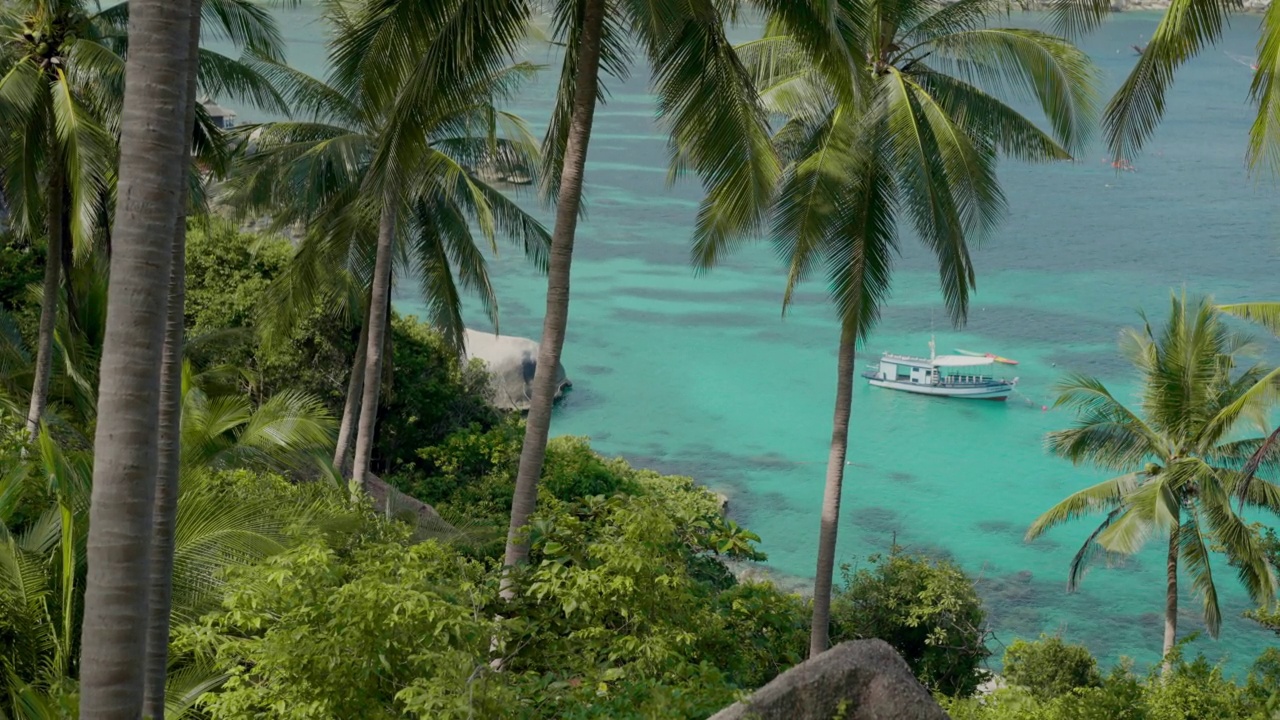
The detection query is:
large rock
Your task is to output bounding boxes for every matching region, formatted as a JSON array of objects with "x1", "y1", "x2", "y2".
[
  {"x1": 710, "y1": 640, "x2": 949, "y2": 720},
  {"x1": 463, "y1": 329, "x2": 571, "y2": 411}
]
